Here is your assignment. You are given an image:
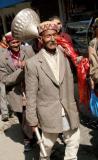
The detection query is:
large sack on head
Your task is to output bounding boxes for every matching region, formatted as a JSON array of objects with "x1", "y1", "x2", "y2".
[{"x1": 11, "y1": 8, "x2": 40, "y2": 41}]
